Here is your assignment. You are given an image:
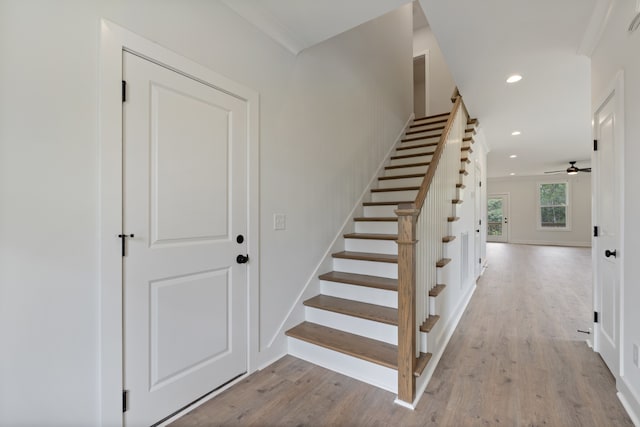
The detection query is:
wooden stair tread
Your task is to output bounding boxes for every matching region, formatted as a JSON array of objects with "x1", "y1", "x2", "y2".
[
  {"x1": 385, "y1": 161, "x2": 430, "y2": 170},
  {"x1": 420, "y1": 315, "x2": 440, "y2": 333},
  {"x1": 319, "y1": 271, "x2": 397, "y2": 291},
  {"x1": 371, "y1": 186, "x2": 419, "y2": 193},
  {"x1": 379, "y1": 173, "x2": 424, "y2": 181},
  {"x1": 456, "y1": 183, "x2": 466, "y2": 189},
  {"x1": 409, "y1": 118, "x2": 447, "y2": 128},
  {"x1": 442, "y1": 235, "x2": 456, "y2": 243},
  {"x1": 414, "y1": 352, "x2": 433, "y2": 377},
  {"x1": 460, "y1": 170, "x2": 469, "y2": 176},
  {"x1": 304, "y1": 295, "x2": 397, "y2": 325},
  {"x1": 402, "y1": 134, "x2": 441, "y2": 143},
  {"x1": 467, "y1": 118, "x2": 479, "y2": 126},
  {"x1": 363, "y1": 200, "x2": 412, "y2": 206},
  {"x1": 353, "y1": 217, "x2": 397, "y2": 222},
  {"x1": 414, "y1": 112, "x2": 450, "y2": 121},
  {"x1": 390, "y1": 151, "x2": 435, "y2": 160},
  {"x1": 461, "y1": 146, "x2": 474, "y2": 153},
  {"x1": 344, "y1": 233, "x2": 397, "y2": 241},
  {"x1": 447, "y1": 216, "x2": 460, "y2": 222},
  {"x1": 405, "y1": 125, "x2": 445, "y2": 135},
  {"x1": 395, "y1": 142, "x2": 438, "y2": 151},
  {"x1": 286, "y1": 322, "x2": 398, "y2": 369},
  {"x1": 452, "y1": 199, "x2": 463, "y2": 204},
  {"x1": 436, "y1": 258, "x2": 451, "y2": 268},
  {"x1": 333, "y1": 251, "x2": 397, "y2": 264},
  {"x1": 429, "y1": 284, "x2": 447, "y2": 297},
  {"x1": 463, "y1": 136, "x2": 474, "y2": 143},
  {"x1": 461, "y1": 157, "x2": 470, "y2": 163}
]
